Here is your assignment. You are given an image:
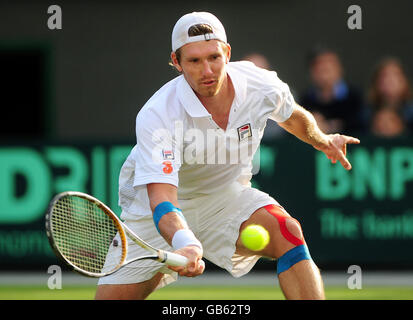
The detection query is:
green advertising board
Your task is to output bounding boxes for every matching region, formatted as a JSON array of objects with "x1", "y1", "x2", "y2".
[
  {"x1": 0, "y1": 144, "x2": 132, "y2": 269},
  {"x1": 0, "y1": 136, "x2": 412, "y2": 270}
]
